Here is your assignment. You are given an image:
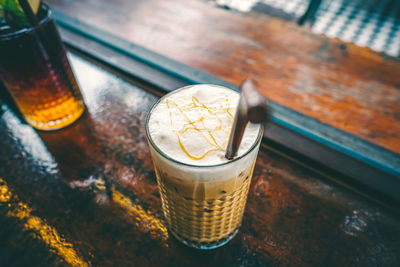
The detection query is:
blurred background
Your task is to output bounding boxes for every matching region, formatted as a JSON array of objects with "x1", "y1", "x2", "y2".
[{"x1": 212, "y1": 0, "x2": 400, "y2": 57}]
